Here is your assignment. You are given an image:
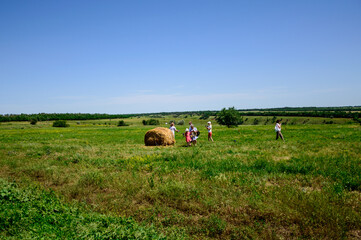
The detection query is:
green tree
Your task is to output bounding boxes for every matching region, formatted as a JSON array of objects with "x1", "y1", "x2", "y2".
[
  {"x1": 253, "y1": 118, "x2": 259, "y2": 125},
  {"x1": 117, "y1": 120, "x2": 128, "y2": 126},
  {"x1": 142, "y1": 119, "x2": 160, "y2": 125},
  {"x1": 52, "y1": 120, "x2": 69, "y2": 127},
  {"x1": 216, "y1": 107, "x2": 243, "y2": 127},
  {"x1": 177, "y1": 120, "x2": 185, "y2": 125},
  {"x1": 199, "y1": 112, "x2": 211, "y2": 120},
  {"x1": 30, "y1": 118, "x2": 38, "y2": 125}
]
